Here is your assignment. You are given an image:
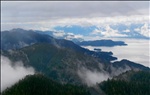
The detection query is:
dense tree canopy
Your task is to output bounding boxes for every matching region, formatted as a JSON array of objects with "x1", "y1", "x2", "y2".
[
  {"x1": 99, "y1": 71, "x2": 150, "y2": 95},
  {"x1": 1, "y1": 74, "x2": 90, "y2": 95}
]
